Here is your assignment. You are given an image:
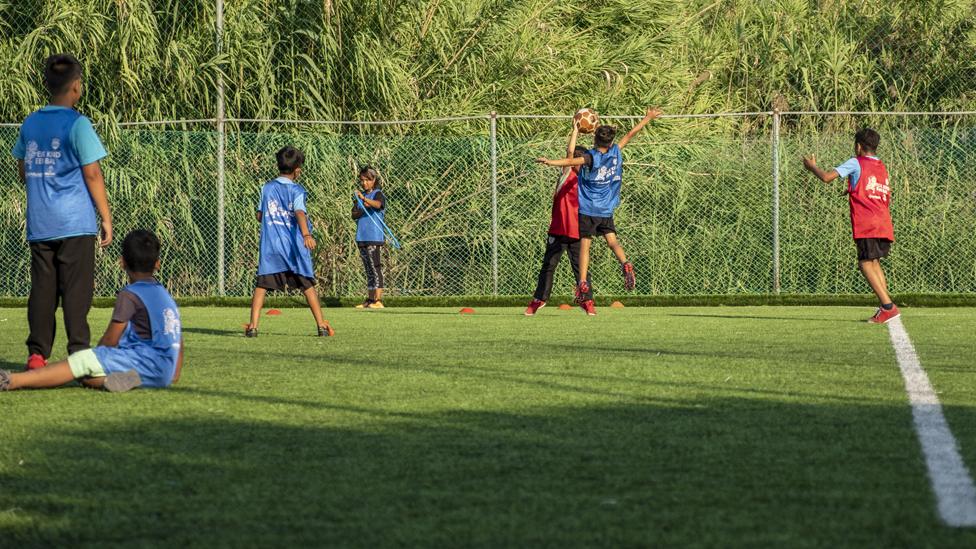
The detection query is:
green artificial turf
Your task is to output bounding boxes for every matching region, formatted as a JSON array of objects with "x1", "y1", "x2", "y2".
[{"x1": 1, "y1": 306, "x2": 975, "y2": 547}]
